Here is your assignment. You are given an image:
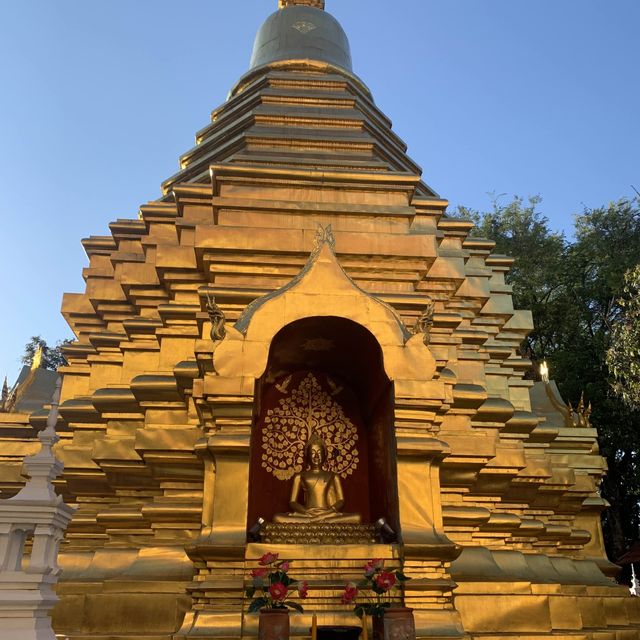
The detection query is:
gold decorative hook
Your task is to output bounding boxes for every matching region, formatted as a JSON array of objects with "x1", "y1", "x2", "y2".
[
  {"x1": 205, "y1": 293, "x2": 227, "y2": 343},
  {"x1": 414, "y1": 298, "x2": 435, "y2": 346}
]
